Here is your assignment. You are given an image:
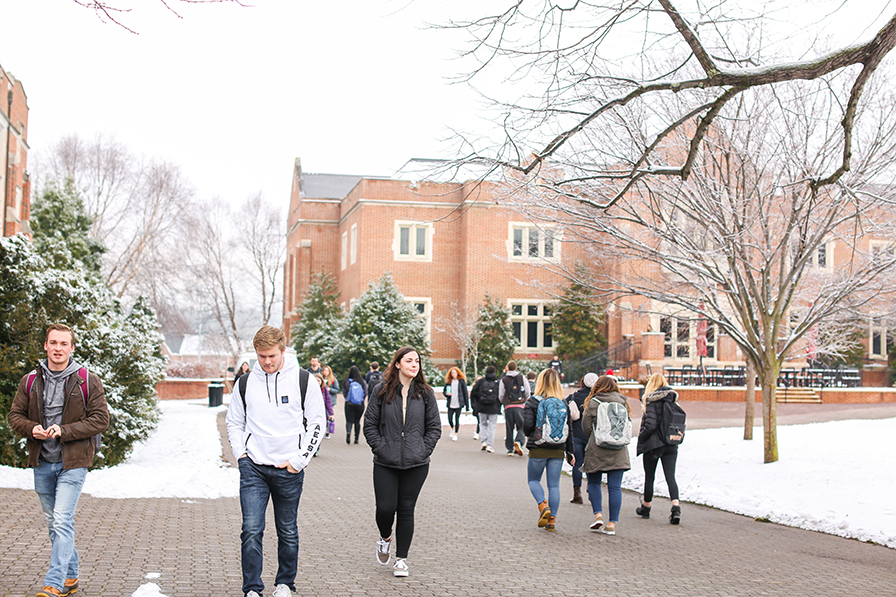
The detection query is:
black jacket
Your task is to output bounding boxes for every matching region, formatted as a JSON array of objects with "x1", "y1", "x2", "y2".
[
  {"x1": 441, "y1": 380, "x2": 469, "y2": 410},
  {"x1": 470, "y1": 373, "x2": 502, "y2": 415},
  {"x1": 522, "y1": 395, "x2": 574, "y2": 454},
  {"x1": 636, "y1": 387, "x2": 679, "y2": 455},
  {"x1": 567, "y1": 386, "x2": 590, "y2": 440},
  {"x1": 363, "y1": 380, "x2": 442, "y2": 469}
]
